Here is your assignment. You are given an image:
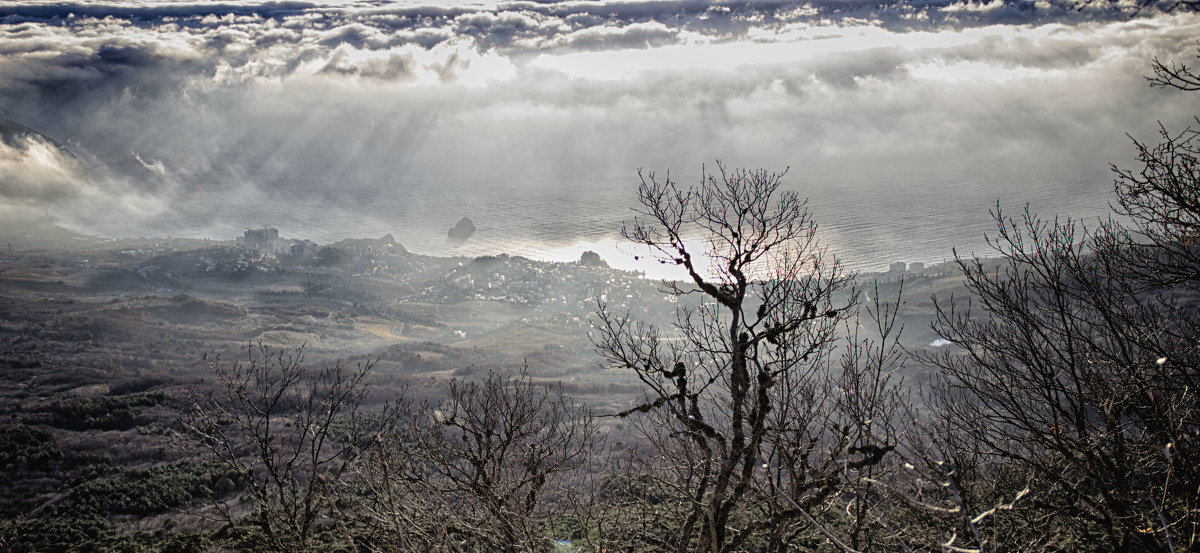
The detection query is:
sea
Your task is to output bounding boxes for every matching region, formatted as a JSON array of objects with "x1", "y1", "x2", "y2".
[{"x1": 94, "y1": 157, "x2": 1116, "y2": 281}]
